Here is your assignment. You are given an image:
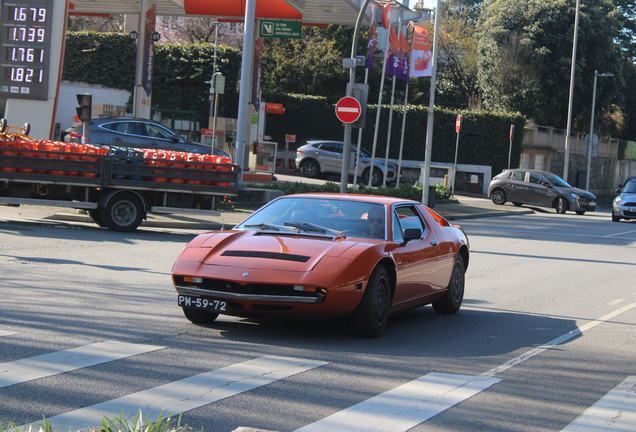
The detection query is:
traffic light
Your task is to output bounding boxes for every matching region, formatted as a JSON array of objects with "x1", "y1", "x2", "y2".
[{"x1": 76, "y1": 94, "x2": 92, "y2": 122}]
